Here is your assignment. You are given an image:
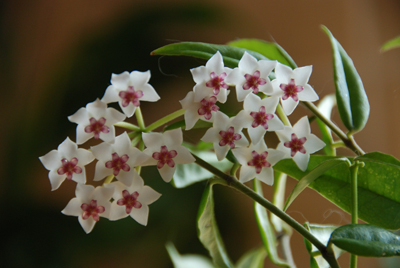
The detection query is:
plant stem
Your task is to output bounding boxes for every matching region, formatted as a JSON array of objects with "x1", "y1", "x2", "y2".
[
  {"x1": 302, "y1": 101, "x2": 364, "y2": 155},
  {"x1": 192, "y1": 153, "x2": 340, "y2": 268},
  {"x1": 135, "y1": 107, "x2": 146, "y2": 130},
  {"x1": 145, "y1": 109, "x2": 185, "y2": 132},
  {"x1": 114, "y1": 122, "x2": 141, "y2": 131},
  {"x1": 276, "y1": 104, "x2": 292, "y2": 127}
]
